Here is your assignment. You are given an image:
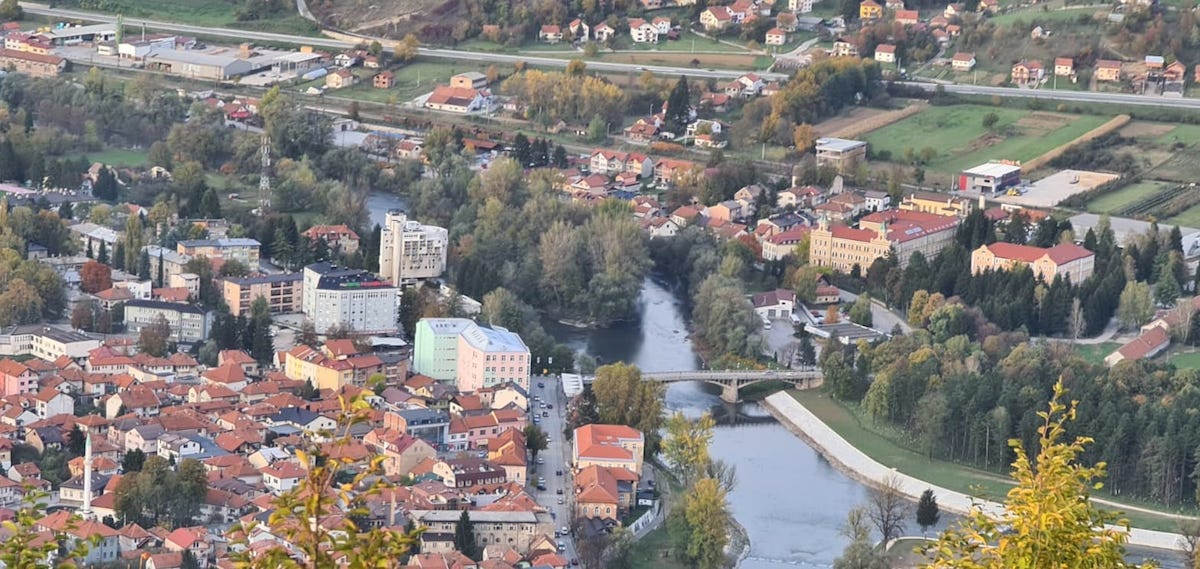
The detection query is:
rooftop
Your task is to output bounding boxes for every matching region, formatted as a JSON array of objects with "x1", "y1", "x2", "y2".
[
  {"x1": 963, "y1": 162, "x2": 1022, "y2": 177},
  {"x1": 815, "y1": 137, "x2": 867, "y2": 152}
]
